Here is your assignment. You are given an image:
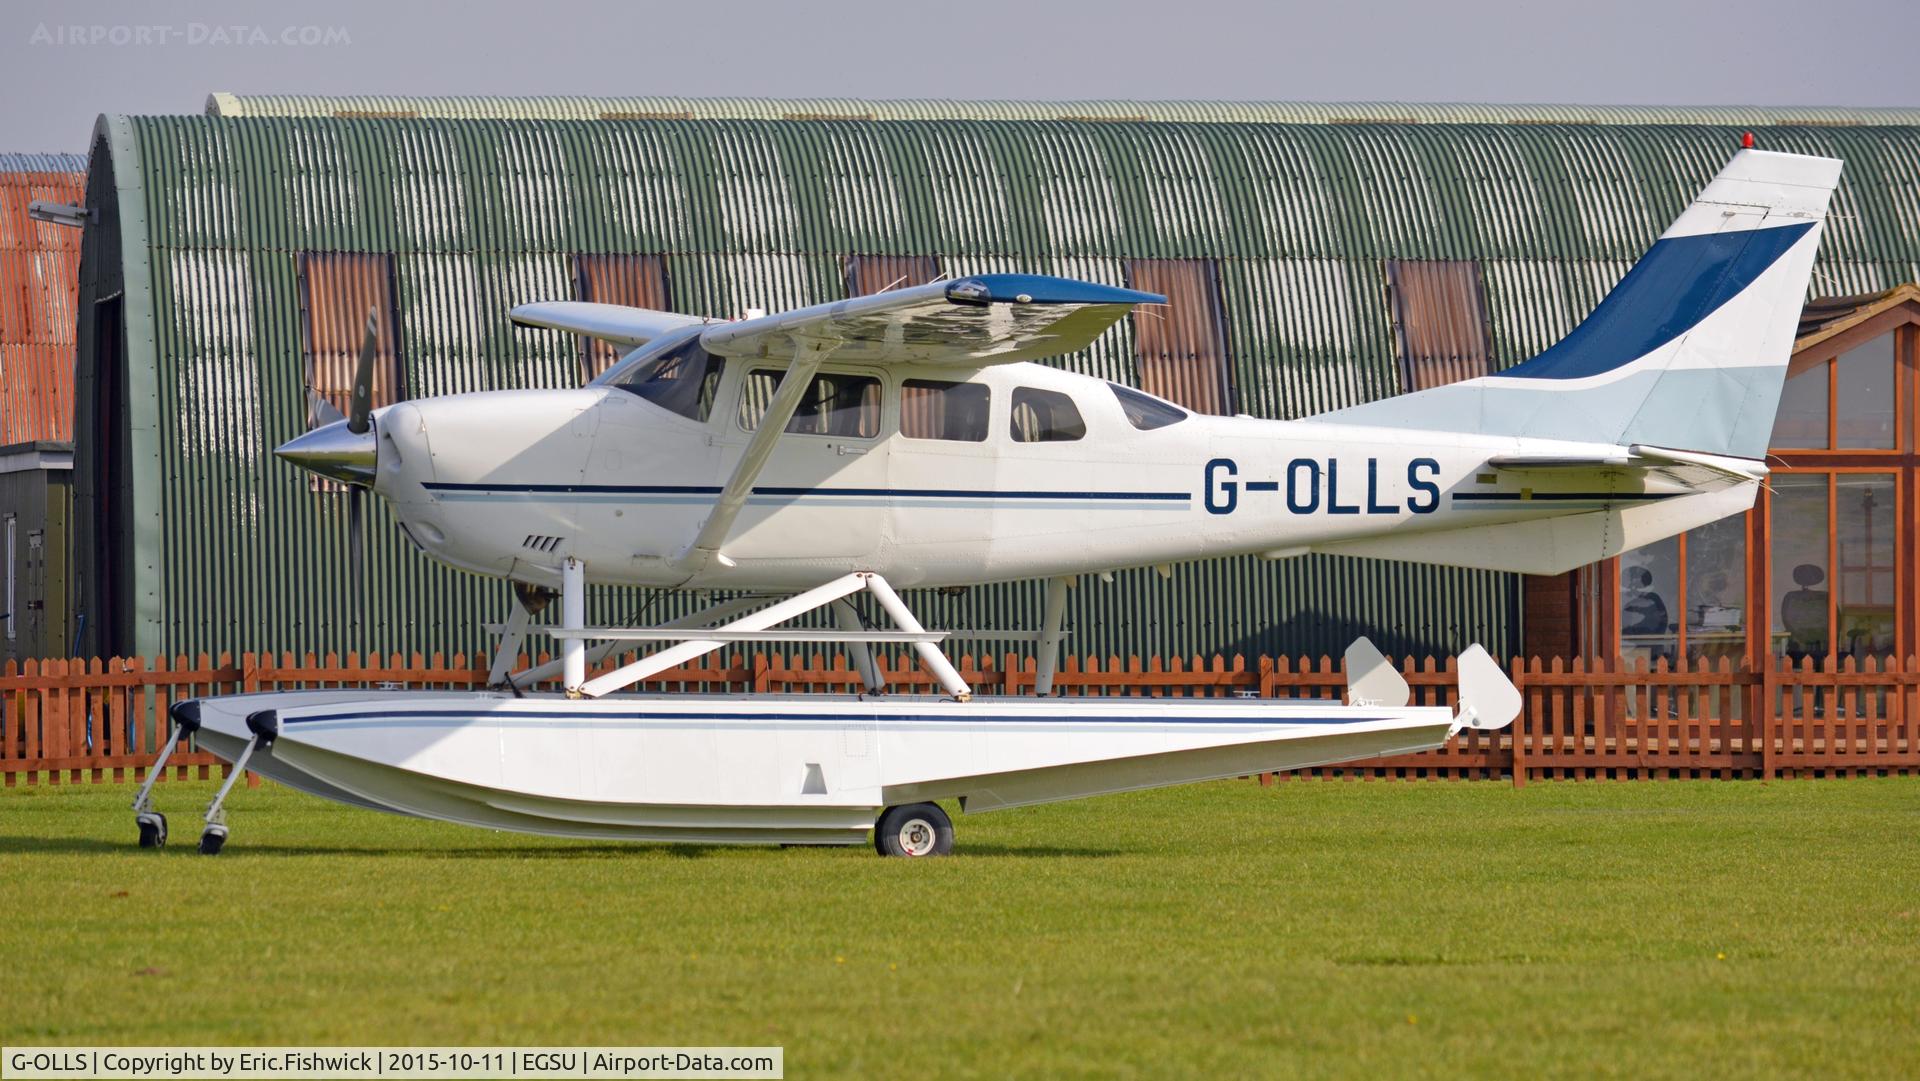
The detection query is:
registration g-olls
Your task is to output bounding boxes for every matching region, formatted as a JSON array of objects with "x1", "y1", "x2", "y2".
[{"x1": 131, "y1": 148, "x2": 1839, "y2": 857}]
